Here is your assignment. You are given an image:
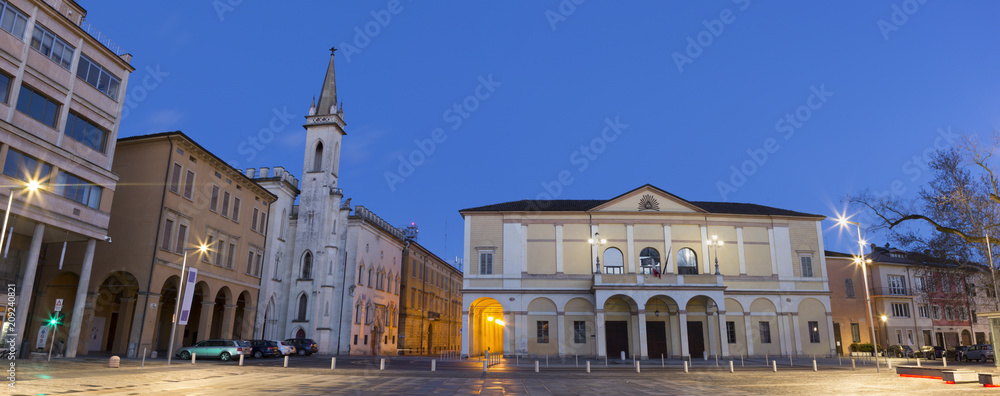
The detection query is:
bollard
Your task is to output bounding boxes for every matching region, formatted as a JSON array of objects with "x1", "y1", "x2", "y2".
[
  {"x1": 546, "y1": 354, "x2": 549, "y2": 367},
  {"x1": 142, "y1": 348, "x2": 147, "y2": 369},
  {"x1": 516, "y1": 354, "x2": 519, "y2": 367},
  {"x1": 852, "y1": 359, "x2": 856, "y2": 371},
  {"x1": 772, "y1": 360, "x2": 777, "y2": 372},
  {"x1": 483, "y1": 360, "x2": 488, "y2": 373},
  {"x1": 684, "y1": 360, "x2": 689, "y2": 373},
  {"x1": 109, "y1": 356, "x2": 121, "y2": 368},
  {"x1": 636, "y1": 361, "x2": 640, "y2": 373},
  {"x1": 431, "y1": 359, "x2": 436, "y2": 372},
  {"x1": 332, "y1": 357, "x2": 336, "y2": 369},
  {"x1": 729, "y1": 360, "x2": 734, "y2": 373},
  {"x1": 239, "y1": 353, "x2": 244, "y2": 366},
  {"x1": 605, "y1": 355, "x2": 608, "y2": 367},
  {"x1": 284, "y1": 355, "x2": 288, "y2": 368},
  {"x1": 839, "y1": 356, "x2": 842, "y2": 366},
  {"x1": 812, "y1": 359, "x2": 817, "y2": 372},
  {"x1": 789, "y1": 356, "x2": 793, "y2": 367},
  {"x1": 886, "y1": 358, "x2": 892, "y2": 370},
  {"x1": 535, "y1": 360, "x2": 539, "y2": 373},
  {"x1": 621, "y1": 351, "x2": 626, "y2": 360},
  {"x1": 192, "y1": 353, "x2": 196, "y2": 364},
  {"x1": 916, "y1": 359, "x2": 921, "y2": 367},
  {"x1": 586, "y1": 361, "x2": 590, "y2": 373},
  {"x1": 662, "y1": 354, "x2": 664, "y2": 368},
  {"x1": 943, "y1": 357, "x2": 947, "y2": 368},
  {"x1": 741, "y1": 354, "x2": 744, "y2": 367},
  {"x1": 151, "y1": 350, "x2": 158, "y2": 359},
  {"x1": 703, "y1": 351, "x2": 708, "y2": 361},
  {"x1": 576, "y1": 354, "x2": 578, "y2": 367},
  {"x1": 380, "y1": 358, "x2": 385, "y2": 371}
]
